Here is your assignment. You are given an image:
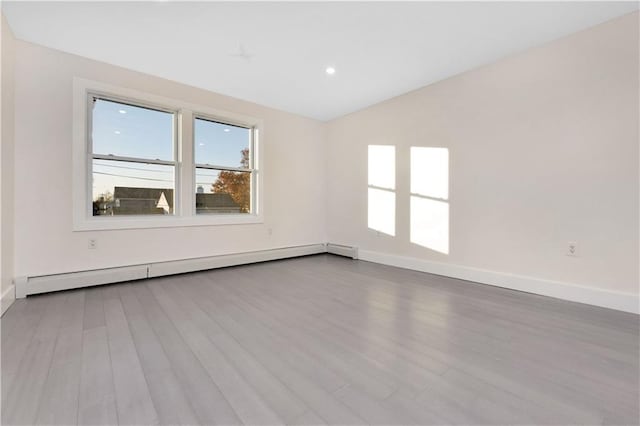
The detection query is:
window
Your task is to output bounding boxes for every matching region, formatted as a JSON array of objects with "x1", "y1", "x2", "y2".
[
  {"x1": 194, "y1": 118, "x2": 254, "y2": 214},
  {"x1": 367, "y1": 145, "x2": 396, "y2": 236},
  {"x1": 410, "y1": 147, "x2": 449, "y2": 254},
  {"x1": 73, "y1": 78, "x2": 263, "y2": 230},
  {"x1": 90, "y1": 96, "x2": 177, "y2": 216}
]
